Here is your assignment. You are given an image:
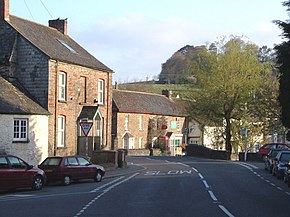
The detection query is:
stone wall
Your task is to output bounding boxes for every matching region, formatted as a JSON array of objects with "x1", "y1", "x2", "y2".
[{"x1": 127, "y1": 148, "x2": 162, "y2": 156}]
